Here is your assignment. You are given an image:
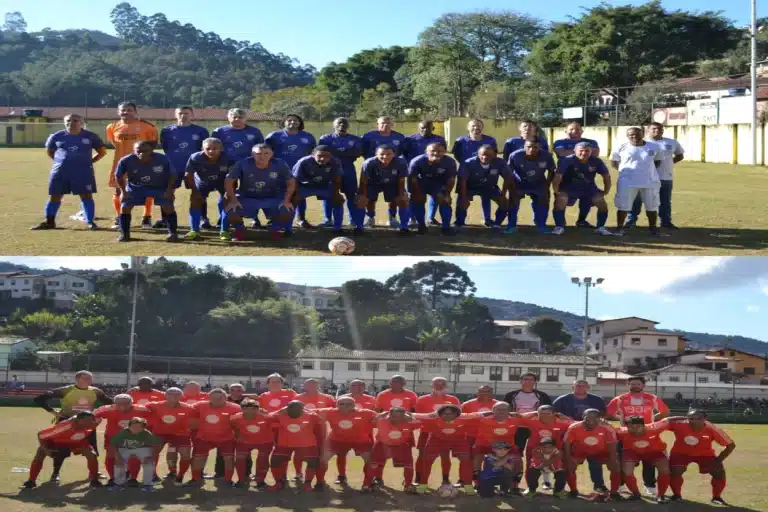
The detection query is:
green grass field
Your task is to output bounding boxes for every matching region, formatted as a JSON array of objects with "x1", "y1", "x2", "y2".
[
  {"x1": 0, "y1": 407, "x2": 765, "y2": 512},
  {"x1": 1, "y1": 148, "x2": 767, "y2": 255}
]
